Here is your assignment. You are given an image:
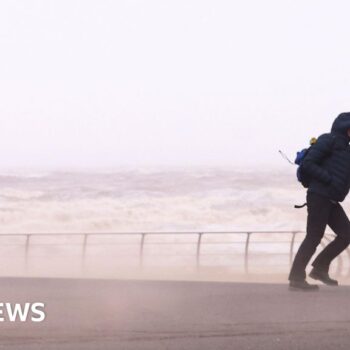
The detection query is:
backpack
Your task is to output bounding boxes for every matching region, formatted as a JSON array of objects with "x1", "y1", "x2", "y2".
[{"x1": 294, "y1": 137, "x2": 317, "y2": 188}]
